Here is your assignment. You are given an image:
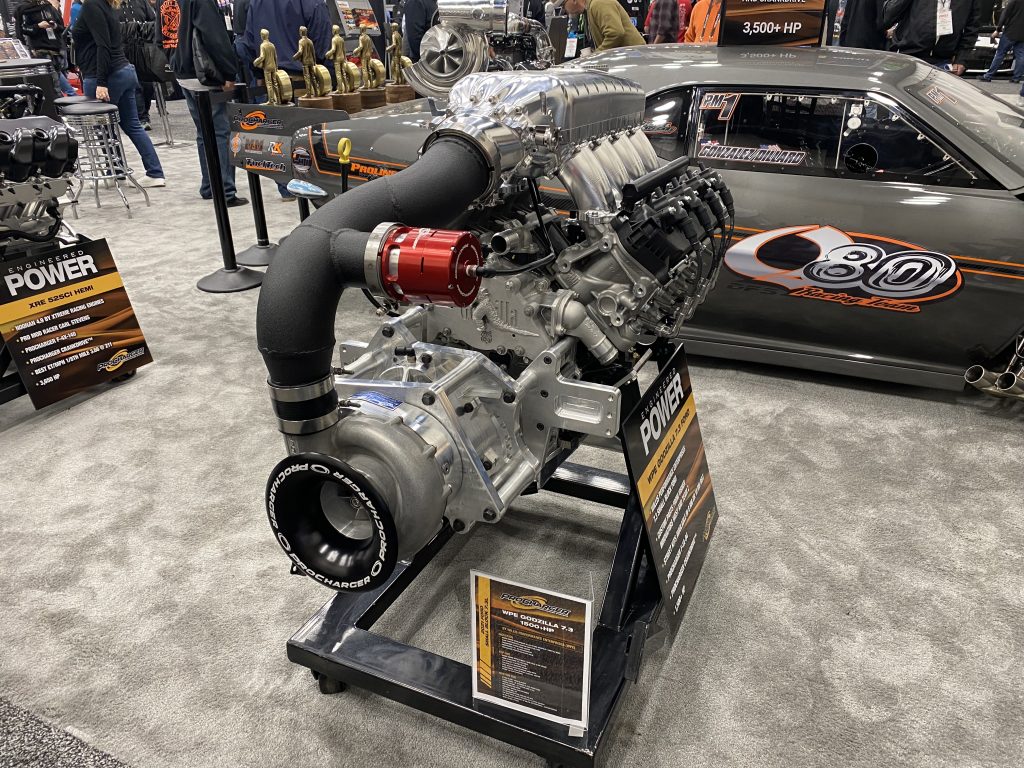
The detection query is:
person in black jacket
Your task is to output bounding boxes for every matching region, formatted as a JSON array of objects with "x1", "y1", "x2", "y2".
[
  {"x1": 401, "y1": 0, "x2": 438, "y2": 61},
  {"x1": 882, "y1": 0, "x2": 980, "y2": 74},
  {"x1": 172, "y1": 0, "x2": 247, "y2": 206},
  {"x1": 15, "y1": 0, "x2": 77, "y2": 95},
  {"x1": 979, "y1": 0, "x2": 1024, "y2": 81},
  {"x1": 118, "y1": 0, "x2": 158, "y2": 129},
  {"x1": 74, "y1": 0, "x2": 166, "y2": 185},
  {"x1": 830, "y1": 0, "x2": 887, "y2": 48}
]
